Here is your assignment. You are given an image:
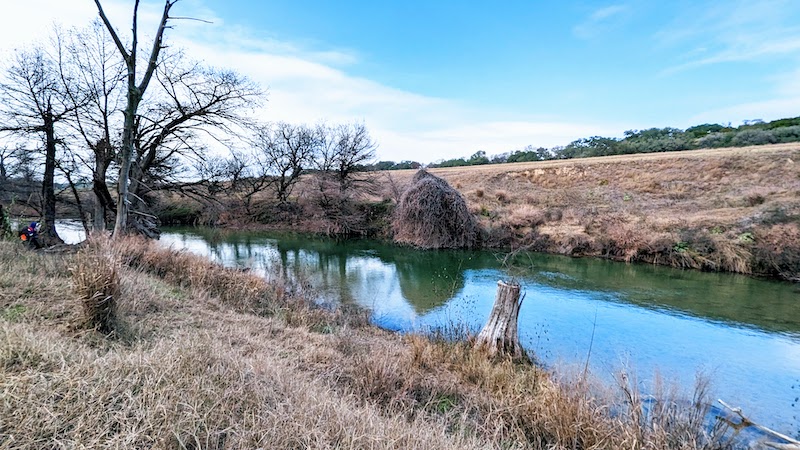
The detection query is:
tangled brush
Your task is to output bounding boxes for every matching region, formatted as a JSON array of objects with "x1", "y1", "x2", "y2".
[{"x1": 393, "y1": 170, "x2": 480, "y2": 249}]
